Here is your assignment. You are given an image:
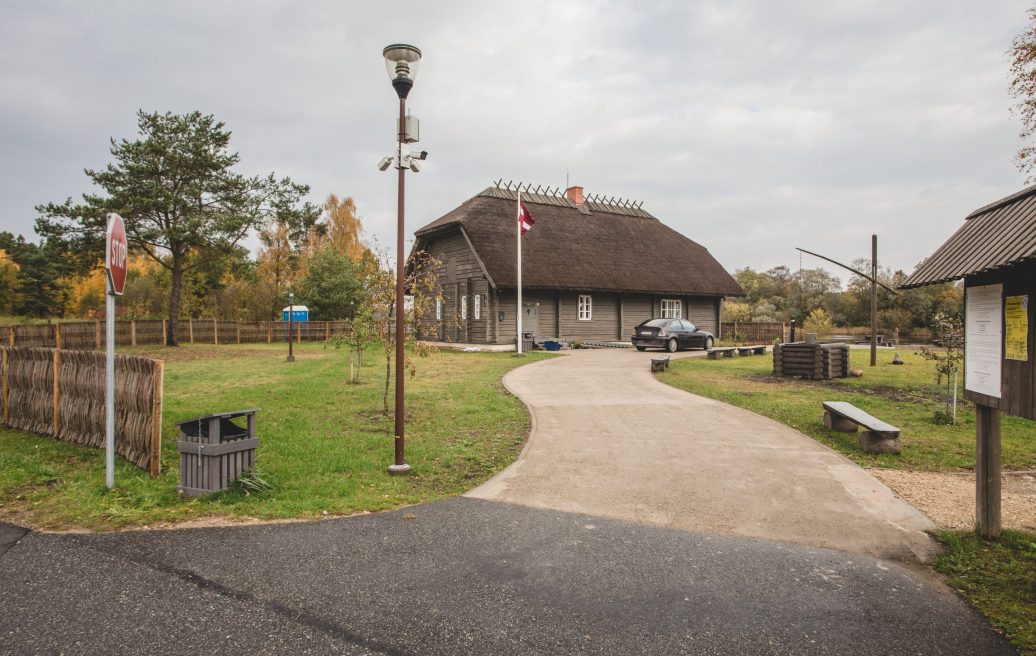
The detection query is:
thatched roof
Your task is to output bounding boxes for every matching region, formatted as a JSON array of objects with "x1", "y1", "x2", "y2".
[
  {"x1": 414, "y1": 187, "x2": 744, "y2": 297},
  {"x1": 901, "y1": 185, "x2": 1036, "y2": 288}
]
